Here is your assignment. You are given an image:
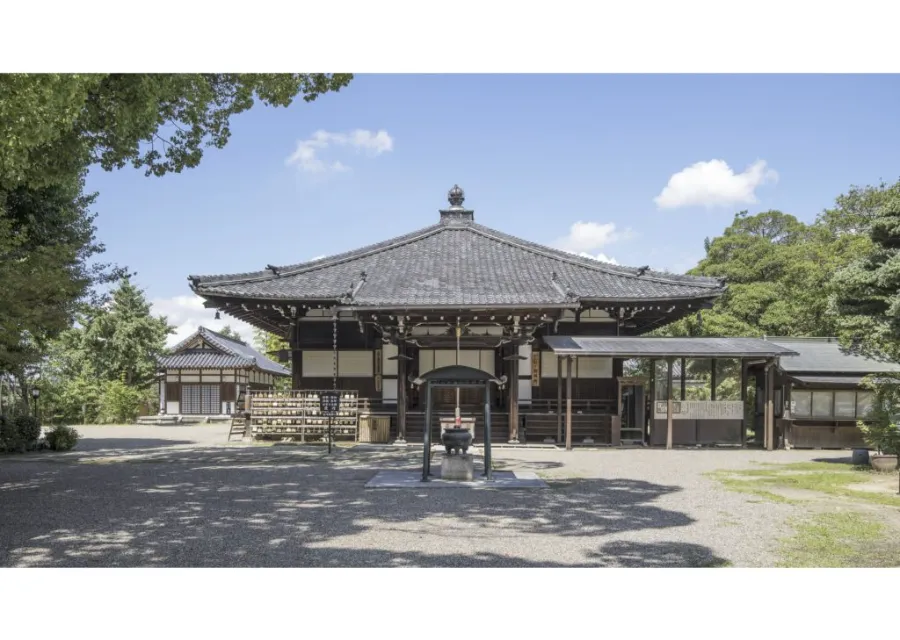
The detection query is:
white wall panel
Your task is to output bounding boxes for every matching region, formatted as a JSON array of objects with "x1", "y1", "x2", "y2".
[
  {"x1": 541, "y1": 352, "x2": 559, "y2": 378},
  {"x1": 382, "y1": 344, "x2": 398, "y2": 376},
  {"x1": 479, "y1": 350, "x2": 495, "y2": 374},
  {"x1": 578, "y1": 357, "x2": 613, "y2": 378},
  {"x1": 339, "y1": 351, "x2": 373, "y2": 377},
  {"x1": 419, "y1": 350, "x2": 435, "y2": 374},
  {"x1": 518, "y1": 379, "x2": 532, "y2": 403},
  {"x1": 382, "y1": 378, "x2": 398, "y2": 402},
  {"x1": 434, "y1": 350, "x2": 457, "y2": 369},
  {"x1": 303, "y1": 351, "x2": 333, "y2": 377}
]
